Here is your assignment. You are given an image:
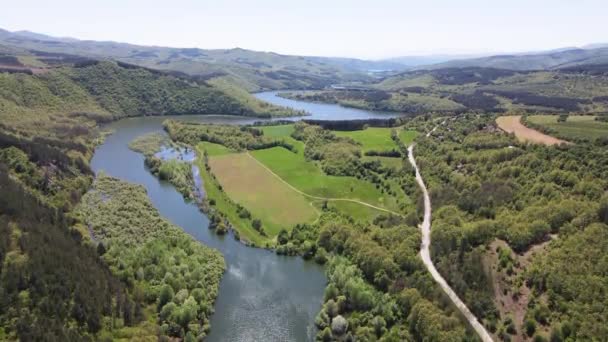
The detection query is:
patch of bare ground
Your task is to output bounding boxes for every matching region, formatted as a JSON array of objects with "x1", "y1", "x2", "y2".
[
  {"x1": 484, "y1": 236, "x2": 557, "y2": 341},
  {"x1": 496, "y1": 115, "x2": 568, "y2": 146}
]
